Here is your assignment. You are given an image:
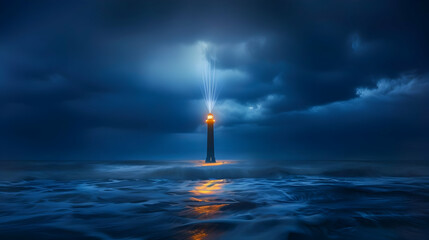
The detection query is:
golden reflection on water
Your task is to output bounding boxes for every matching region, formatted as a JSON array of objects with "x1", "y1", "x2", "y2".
[
  {"x1": 187, "y1": 180, "x2": 228, "y2": 219},
  {"x1": 190, "y1": 179, "x2": 225, "y2": 195},
  {"x1": 185, "y1": 179, "x2": 229, "y2": 240},
  {"x1": 191, "y1": 204, "x2": 229, "y2": 219},
  {"x1": 189, "y1": 229, "x2": 208, "y2": 240},
  {"x1": 192, "y1": 160, "x2": 234, "y2": 167}
]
